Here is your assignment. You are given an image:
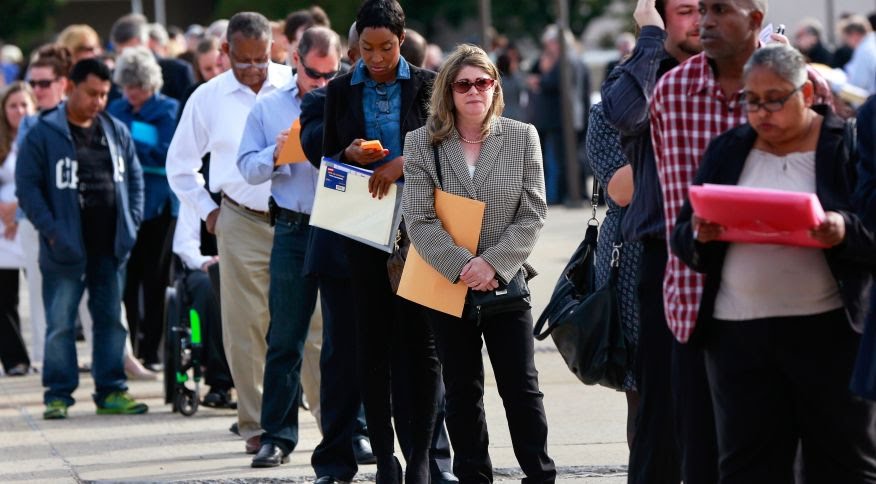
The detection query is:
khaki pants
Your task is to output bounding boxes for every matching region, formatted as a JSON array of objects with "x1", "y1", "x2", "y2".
[
  {"x1": 301, "y1": 296, "x2": 323, "y2": 431},
  {"x1": 216, "y1": 200, "x2": 272, "y2": 440}
]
